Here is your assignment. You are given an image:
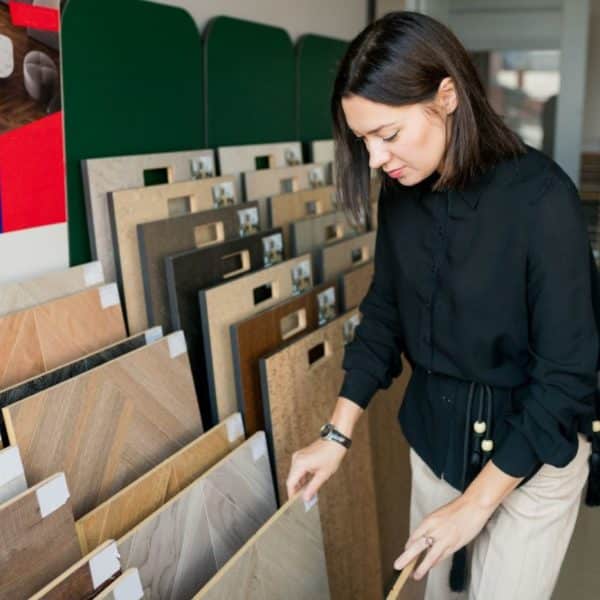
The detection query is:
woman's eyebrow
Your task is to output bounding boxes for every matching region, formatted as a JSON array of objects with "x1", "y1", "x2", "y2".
[{"x1": 351, "y1": 121, "x2": 399, "y2": 136}]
